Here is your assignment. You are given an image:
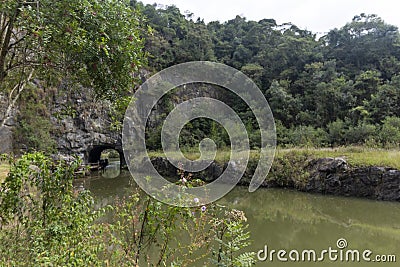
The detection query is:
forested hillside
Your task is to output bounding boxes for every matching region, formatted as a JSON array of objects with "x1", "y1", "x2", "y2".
[{"x1": 133, "y1": 1, "x2": 400, "y2": 148}]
